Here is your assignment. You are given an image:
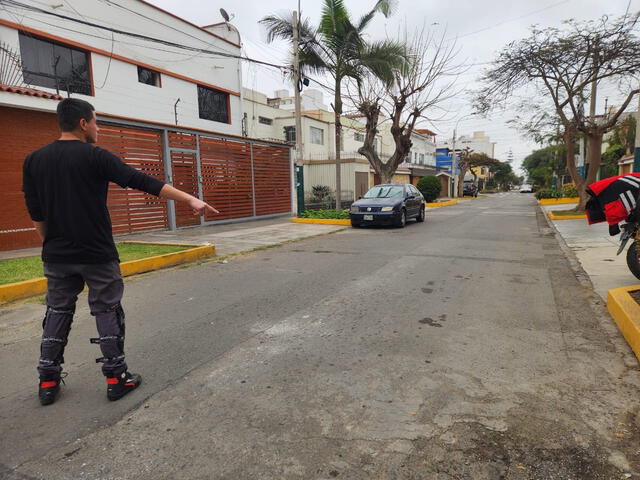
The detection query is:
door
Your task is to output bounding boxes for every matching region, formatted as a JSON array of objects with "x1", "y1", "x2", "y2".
[
  {"x1": 407, "y1": 185, "x2": 420, "y2": 216},
  {"x1": 355, "y1": 171, "x2": 369, "y2": 199},
  {"x1": 170, "y1": 150, "x2": 200, "y2": 227}
]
